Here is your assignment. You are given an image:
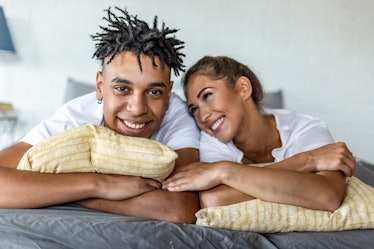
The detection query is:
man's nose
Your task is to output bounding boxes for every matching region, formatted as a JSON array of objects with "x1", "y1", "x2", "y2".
[{"x1": 127, "y1": 93, "x2": 148, "y2": 116}]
